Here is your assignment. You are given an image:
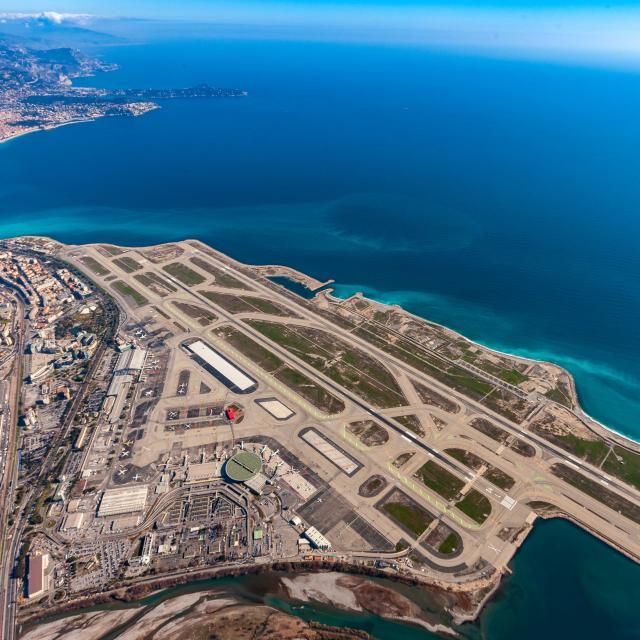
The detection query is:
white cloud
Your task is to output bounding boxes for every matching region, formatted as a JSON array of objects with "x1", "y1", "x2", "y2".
[{"x1": 0, "y1": 11, "x2": 93, "y2": 25}]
